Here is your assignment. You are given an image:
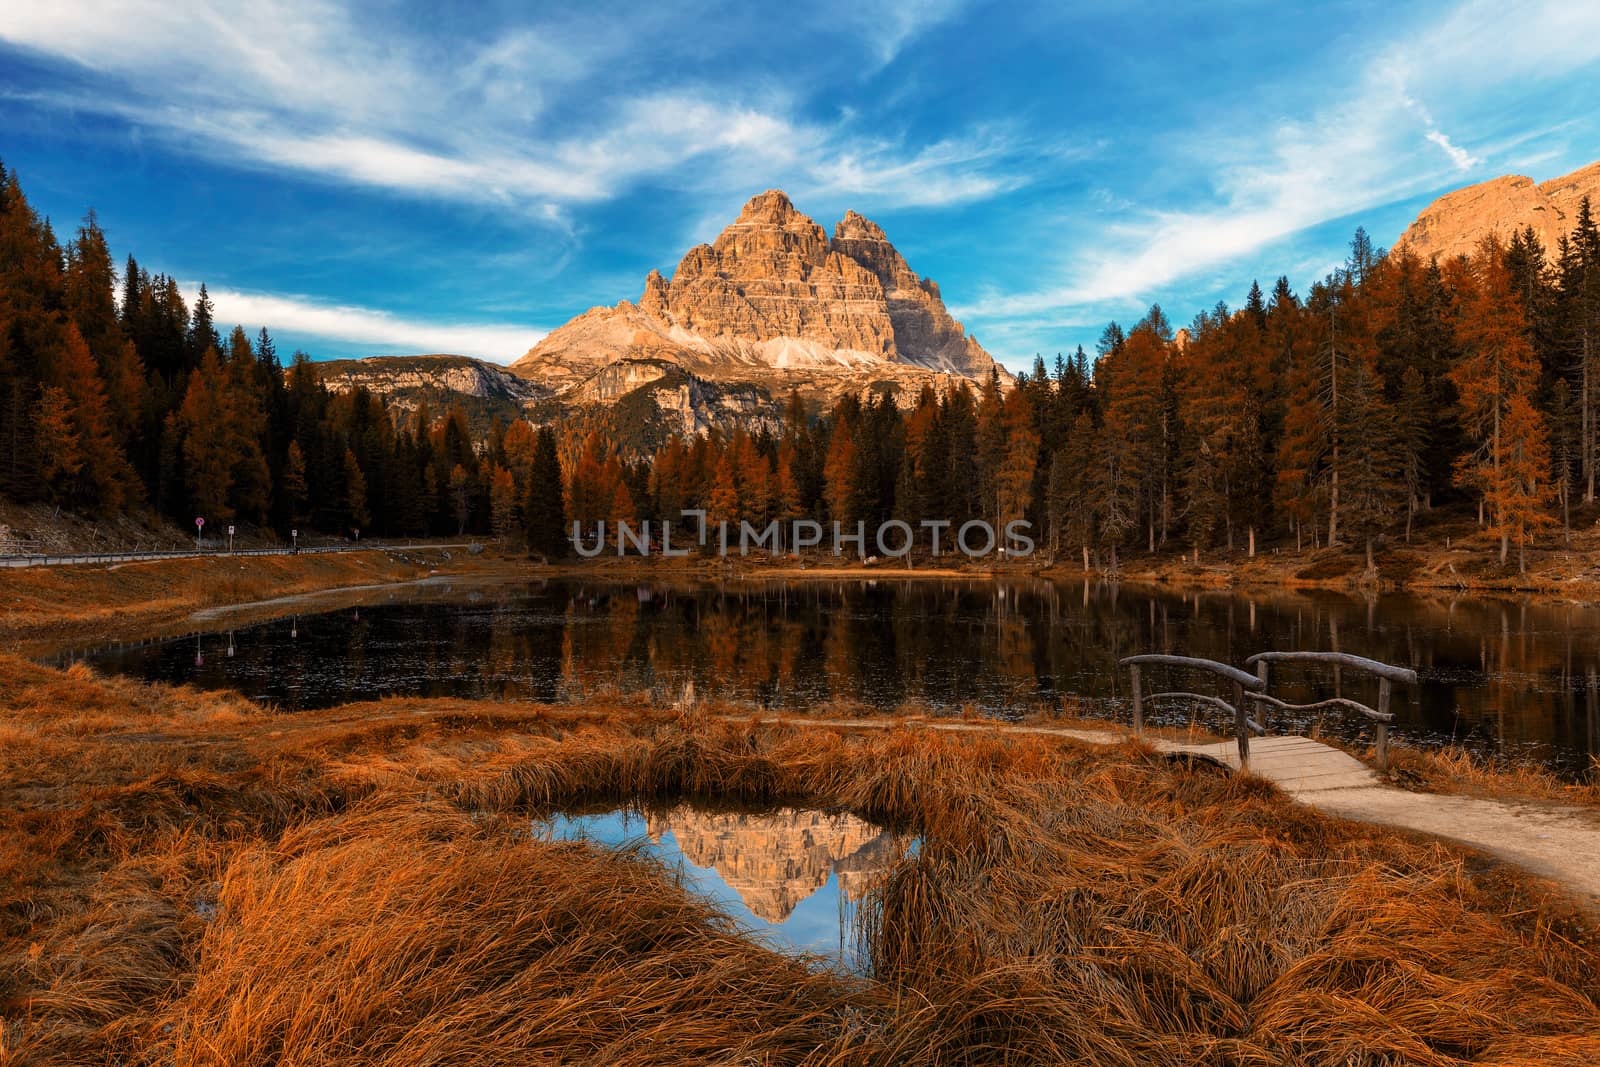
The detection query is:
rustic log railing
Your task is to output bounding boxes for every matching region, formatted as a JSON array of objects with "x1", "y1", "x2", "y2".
[
  {"x1": 1243, "y1": 652, "x2": 1418, "y2": 771},
  {"x1": 1119, "y1": 654, "x2": 1266, "y2": 769}
]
